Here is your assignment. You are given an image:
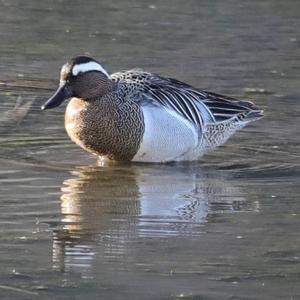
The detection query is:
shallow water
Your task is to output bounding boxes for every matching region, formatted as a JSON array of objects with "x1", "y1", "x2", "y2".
[{"x1": 0, "y1": 0, "x2": 299, "y2": 299}]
